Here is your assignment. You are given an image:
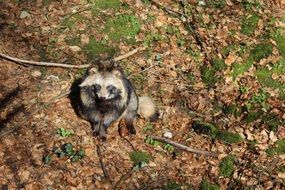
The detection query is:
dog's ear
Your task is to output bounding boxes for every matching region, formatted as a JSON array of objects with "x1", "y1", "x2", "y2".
[
  {"x1": 88, "y1": 66, "x2": 99, "y2": 74},
  {"x1": 112, "y1": 69, "x2": 122, "y2": 77},
  {"x1": 110, "y1": 60, "x2": 119, "y2": 68}
]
